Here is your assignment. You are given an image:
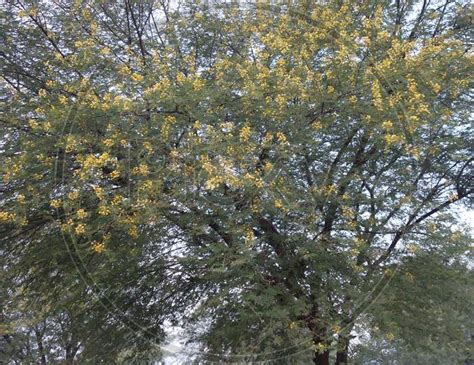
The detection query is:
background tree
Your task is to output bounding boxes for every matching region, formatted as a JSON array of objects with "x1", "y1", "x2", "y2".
[
  {"x1": 352, "y1": 224, "x2": 473, "y2": 364},
  {"x1": 1, "y1": 0, "x2": 472, "y2": 364}
]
